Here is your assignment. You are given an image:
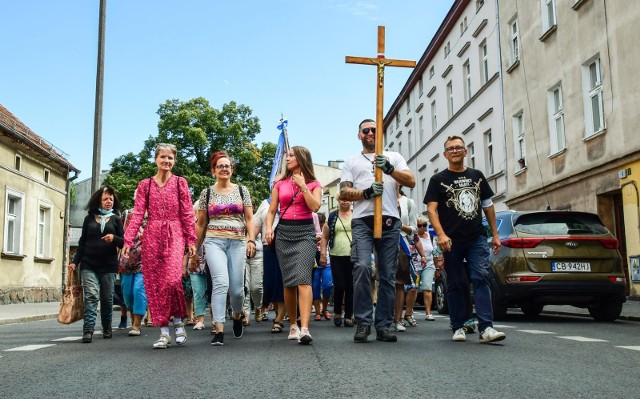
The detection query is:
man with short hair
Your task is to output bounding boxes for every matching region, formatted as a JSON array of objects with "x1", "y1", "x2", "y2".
[
  {"x1": 424, "y1": 135, "x2": 506, "y2": 343},
  {"x1": 339, "y1": 119, "x2": 415, "y2": 343}
]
